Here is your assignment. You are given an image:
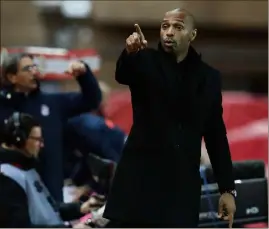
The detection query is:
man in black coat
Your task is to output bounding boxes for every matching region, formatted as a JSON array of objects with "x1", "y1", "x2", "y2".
[
  {"x1": 0, "y1": 53, "x2": 102, "y2": 201},
  {"x1": 103, "y1": 8, "x2": 236, "y2": 228}
]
